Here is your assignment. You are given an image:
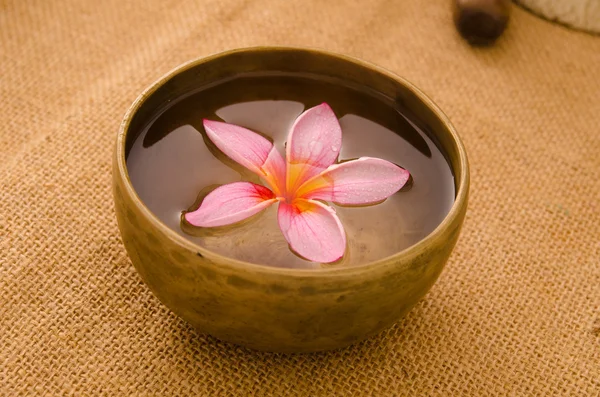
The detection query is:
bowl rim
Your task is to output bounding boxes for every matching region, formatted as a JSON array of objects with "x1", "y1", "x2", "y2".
[{"x1": 116, "y1": 46, "x2": 469, "y2": 277}]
